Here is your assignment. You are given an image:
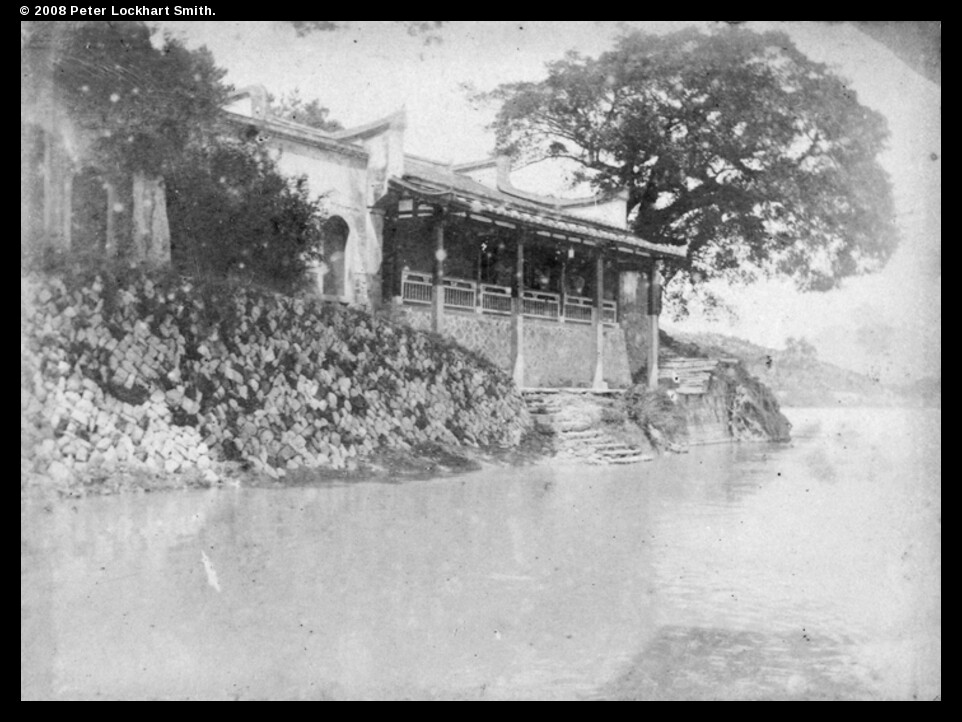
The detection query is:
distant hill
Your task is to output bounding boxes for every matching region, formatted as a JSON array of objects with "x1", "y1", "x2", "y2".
[
  {"x1": 891, "y1": 375, "x2": 942, "y2": 409},
  {"x1": 665, "y1": 329, "x2": 914, "y2": 407}
]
